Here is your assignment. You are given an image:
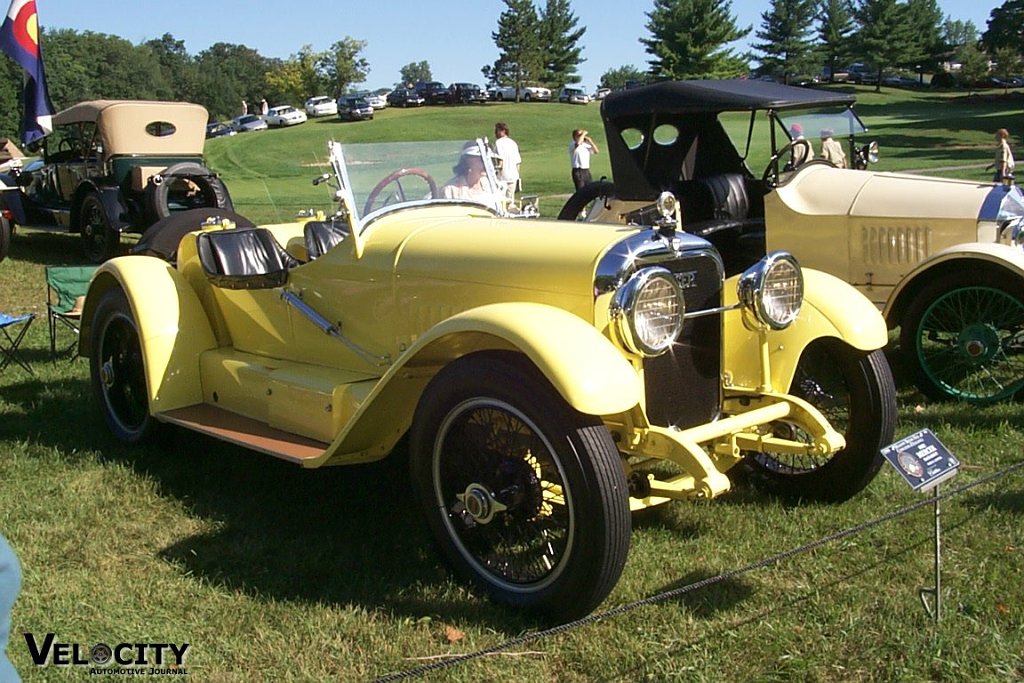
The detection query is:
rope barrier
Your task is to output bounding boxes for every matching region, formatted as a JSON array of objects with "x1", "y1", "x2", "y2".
[{"x1": 373, "y1": 459, "x2": 1024, "y2": 682}]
